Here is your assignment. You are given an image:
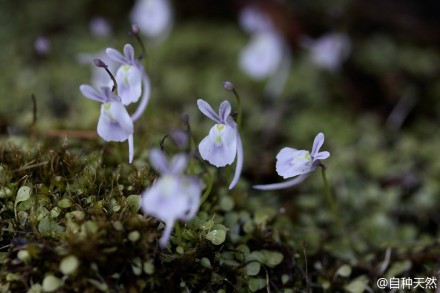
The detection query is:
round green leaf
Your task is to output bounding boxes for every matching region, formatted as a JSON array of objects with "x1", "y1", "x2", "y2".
[
  {"x1": 60, "y1": 255, "x2": 79, "y2": 275},
  {"x1": 15, "y1": 186, "x2": 31, "y2": 218},
  {"x1": 206, "y1": 229, "x2": 226, "y2": 245},
  {"x1": 248, "y1": 278, "x2": 266, "y2": 292},
  {"x1": 42, "y1": 275, "x2": 62, "y2": 292},
  {"x1": 246, "y1": 262, "x2": 261, "y2": 276},
  {"x1": 126, "y1": 195, "x2": 142, "y2": 212}
]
